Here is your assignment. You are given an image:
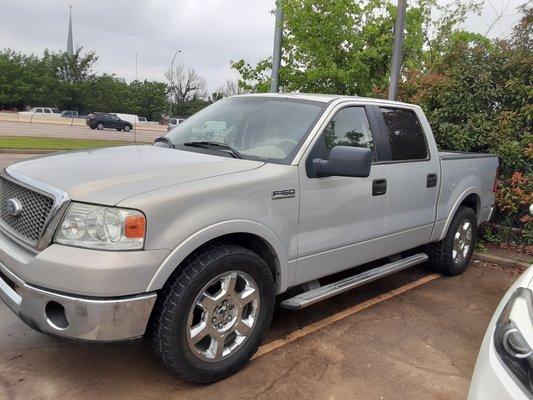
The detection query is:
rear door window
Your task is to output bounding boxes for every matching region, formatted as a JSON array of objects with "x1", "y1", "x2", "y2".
[{"x1": 380, "y1": 108, "x2": 428, "y2": 161}]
